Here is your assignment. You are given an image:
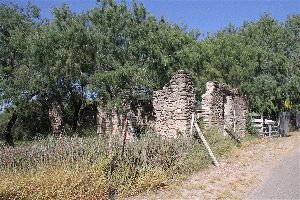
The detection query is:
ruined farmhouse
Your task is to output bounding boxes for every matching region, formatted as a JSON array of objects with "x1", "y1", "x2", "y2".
[{"x1": 90, "y1": 70, "x2": 249, "y2": 138}]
